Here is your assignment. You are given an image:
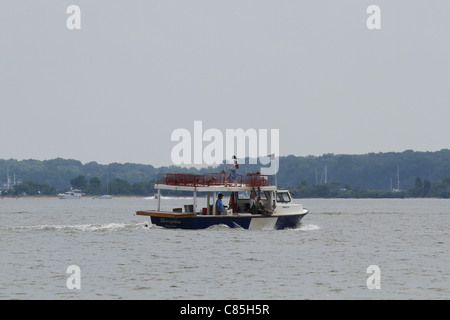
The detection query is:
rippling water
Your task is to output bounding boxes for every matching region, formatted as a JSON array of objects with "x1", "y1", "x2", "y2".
[{"x1": 1, "y1": 197, "x2": 448, "y2": 299}]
